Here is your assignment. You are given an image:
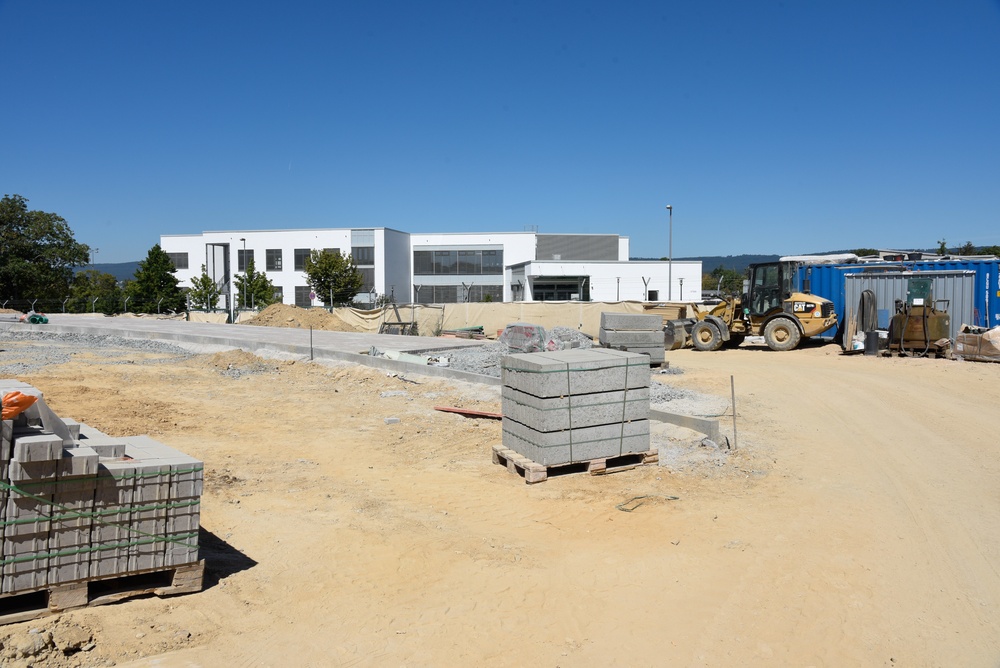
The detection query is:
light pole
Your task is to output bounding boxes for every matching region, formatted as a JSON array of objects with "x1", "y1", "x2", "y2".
[
  {"x1": 239, "y1": 238, "x2": 246, "y2": 309},
  {"x1": 666, "y1": 205, "x2": 673, "y2": 301}
]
